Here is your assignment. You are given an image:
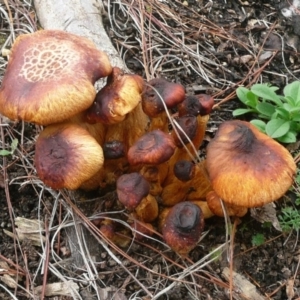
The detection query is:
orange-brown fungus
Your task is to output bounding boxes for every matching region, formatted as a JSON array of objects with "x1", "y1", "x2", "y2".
[
  {"x1": 35, "y1": 123, "x2": 104, "y2": 190},
  {"x1": 127, "y1": 130, "x2": 176, "y2": 165},
  {"x1": 162, "y1": 202, "x2": 204, "y2": 255},
  {"x1": 206, "y1": 120, "x2": 296, "y2": 208},
  {"x1": 0, "y1": 30, "x2": 112, "y2": 125}
]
